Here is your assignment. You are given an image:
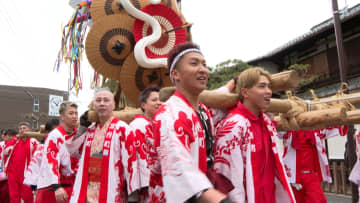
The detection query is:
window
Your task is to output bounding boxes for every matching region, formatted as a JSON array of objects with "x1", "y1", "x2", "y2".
[{"x1": 33, "y1": 98, "x2": 39, "y2": 112}]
